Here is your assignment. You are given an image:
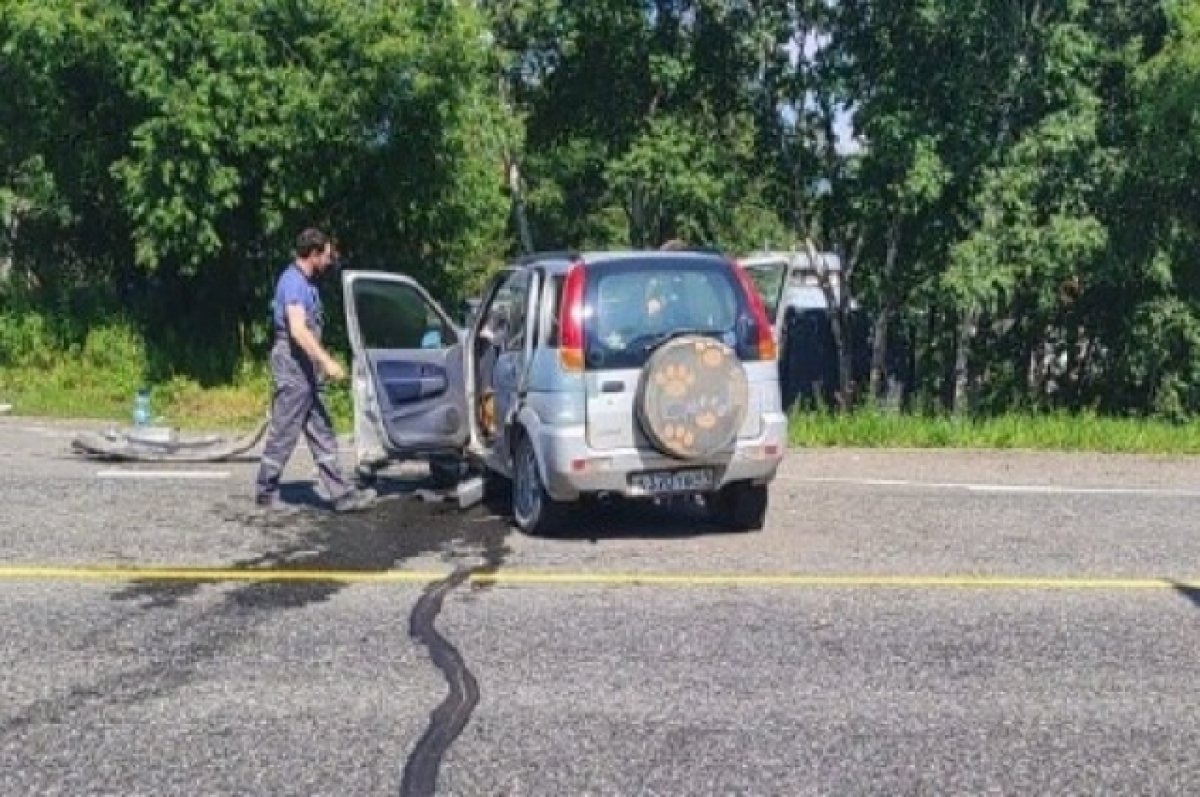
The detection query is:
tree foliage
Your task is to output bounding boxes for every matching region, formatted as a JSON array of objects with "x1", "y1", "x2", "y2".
[{"x1": 4, "y1": 0, "x2": 1200, "y2": 418}]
